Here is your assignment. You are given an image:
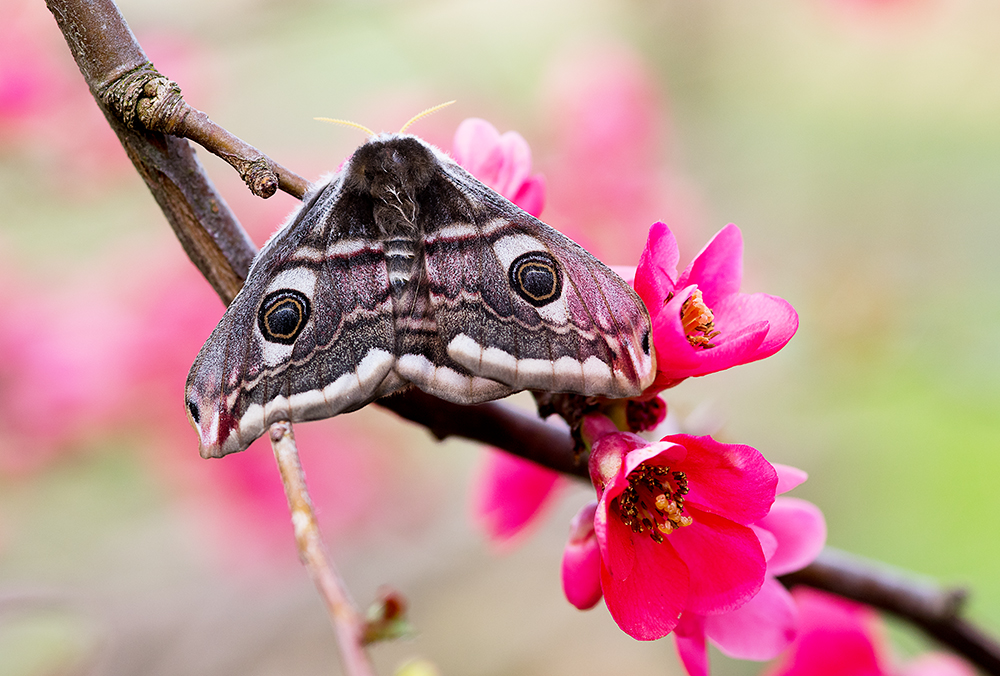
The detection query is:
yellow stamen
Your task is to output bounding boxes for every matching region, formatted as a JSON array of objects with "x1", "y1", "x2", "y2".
[
  {"x1": 680, "y1": 289, "x2": 720, "y2": 349},
  {"x1": 614, "y1": 465, "x2": 693, "y2": 544}
]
